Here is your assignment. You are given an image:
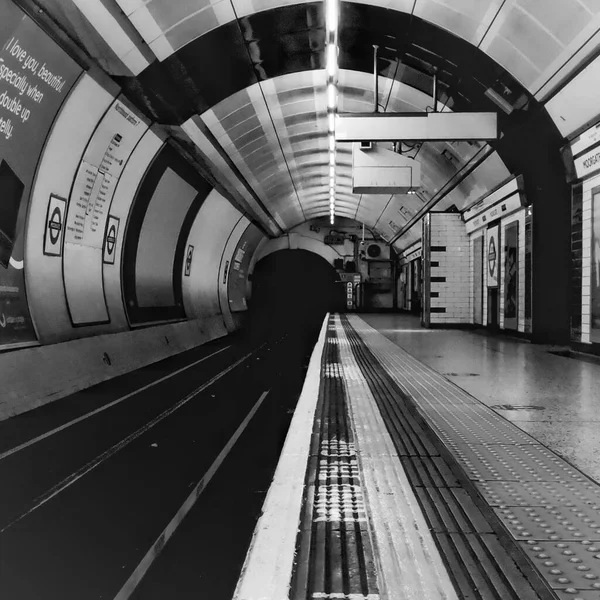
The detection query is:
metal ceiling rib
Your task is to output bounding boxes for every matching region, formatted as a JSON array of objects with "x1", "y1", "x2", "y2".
[
  {"x1": 52, "y1": 0, "x2": 600, "y2": 243},
  {"x1": 196, "y1": 65, "x2": 511, "y2": 239},
  {"x1": 115, "y1": 0, "x2": 600, "y2": 100}
]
